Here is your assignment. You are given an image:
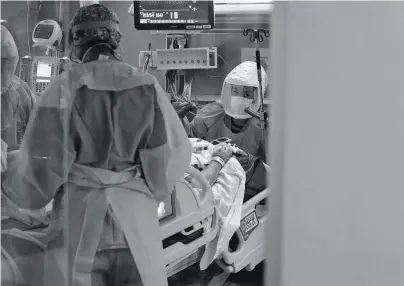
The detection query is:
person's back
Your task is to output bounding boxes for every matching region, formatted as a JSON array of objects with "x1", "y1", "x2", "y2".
[
  {"x1": 51, "y1": 56, "x2": 179, "y2": 286},
  {"x1": 70, "y1": 52, "x2": 159, "y2": 172},
  {"x1": 52, "y1": 54, "x2": 172, "y2": 252},
  {"x1": 2, "y1": 4, "x2": 191, "y2": 286}
]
